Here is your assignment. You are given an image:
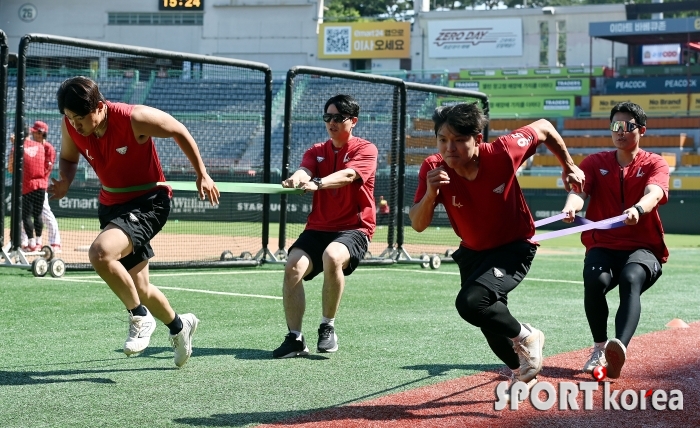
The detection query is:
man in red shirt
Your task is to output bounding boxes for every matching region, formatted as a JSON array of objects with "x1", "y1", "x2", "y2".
[
  {"x1": 561, "y1": 102, "x2": 669, "y2": 379},
  {"x1": 8, "y1": 126, "x2": 46, "y2": 252},
  {"x1": 52, "y1": 76, "x2": 220, "y2": 368},
  {"x1": 273, "y1": 94, "x2": 377, "y2": 358},
  {"x1": 19, "y1": 121, "x2": 62, "y2": 252},
  {"x1": 410, "y1": 103, "x2": 585, "y2": 397}
]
